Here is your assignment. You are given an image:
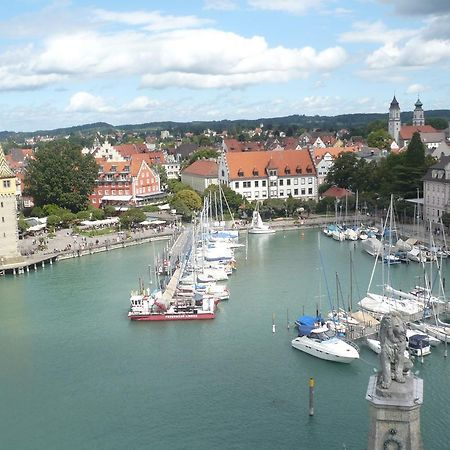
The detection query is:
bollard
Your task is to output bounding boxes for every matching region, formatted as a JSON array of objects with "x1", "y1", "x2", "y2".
[{"x1": 309, "y1": 377, "x2": 315, "y2": 416}]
